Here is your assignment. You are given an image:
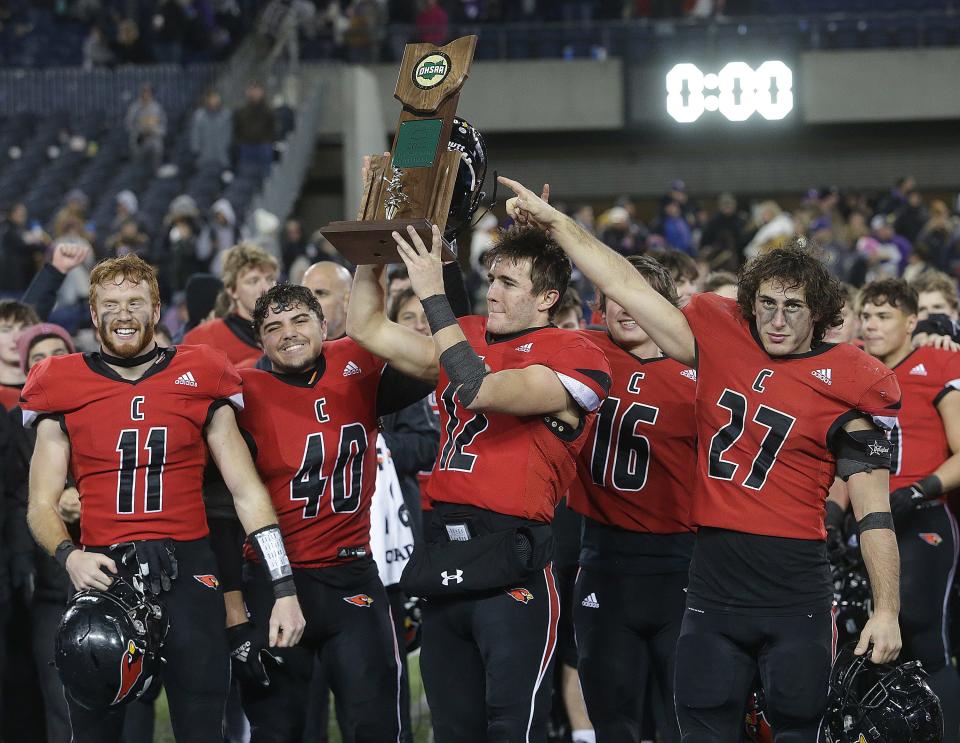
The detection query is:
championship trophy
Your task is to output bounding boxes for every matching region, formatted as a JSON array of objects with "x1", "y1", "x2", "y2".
[{"x1": 320, "y1": 35, "x2": 479, "y2": 264}]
